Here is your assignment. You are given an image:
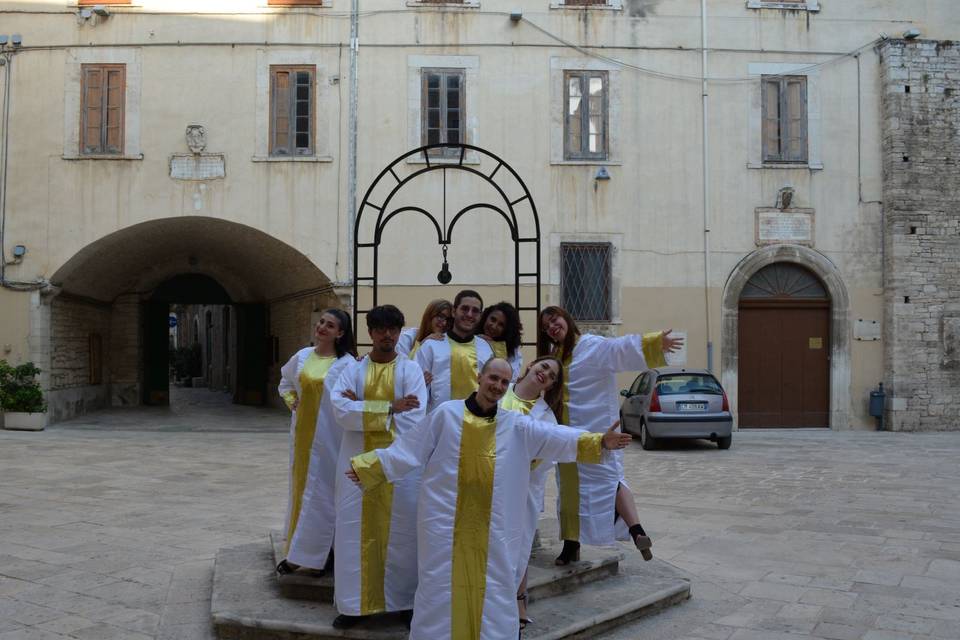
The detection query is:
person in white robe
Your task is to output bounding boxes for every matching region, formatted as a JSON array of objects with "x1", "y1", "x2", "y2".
[
  {"x1": 329, "y1": 305, "x2": 427, "y2": 628},
  {"x1": 498, "y1": 355, "x2": 564, "y2": 630},
  {"x1": 477, "y1": 301, "x2": 524, "y2": 381},
  {"x1": 415, "y1": 289, "x2": 493, "y2": 411},
  {"x1": 395, "y1": 298, "x2": 452, "y2": 360},
  {"x1": 276, "y1": 309, "x2": 356, "y2": 574},
  {"x1": 537, "y1": 305, "x2": 683, "y2": 565},
  {"x1": 347, "y1": 358, "x2": 632, "y2": 640}
]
